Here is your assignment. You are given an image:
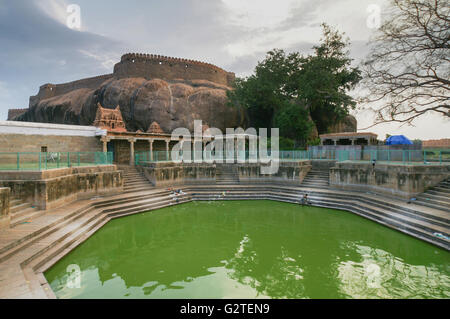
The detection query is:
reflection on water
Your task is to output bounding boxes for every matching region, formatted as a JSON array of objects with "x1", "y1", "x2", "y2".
[
  {"x1": 337, "y1": 244, "x2": 450, "y2": 298},
  {"x1": 44, "y1": 200, "x2": 450, "y2": 299}
]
